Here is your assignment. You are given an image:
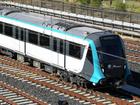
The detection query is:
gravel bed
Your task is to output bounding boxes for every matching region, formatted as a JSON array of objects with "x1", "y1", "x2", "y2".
[
  {"x1": 0, "y1": 73, "x2": 89, "y2": 105},
  {"x1": 127, "y1": 61, "x2": 140, "y2": 88},
  {"x1": 128, "y1": 62, "x2": 140, "y2": 73}
]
